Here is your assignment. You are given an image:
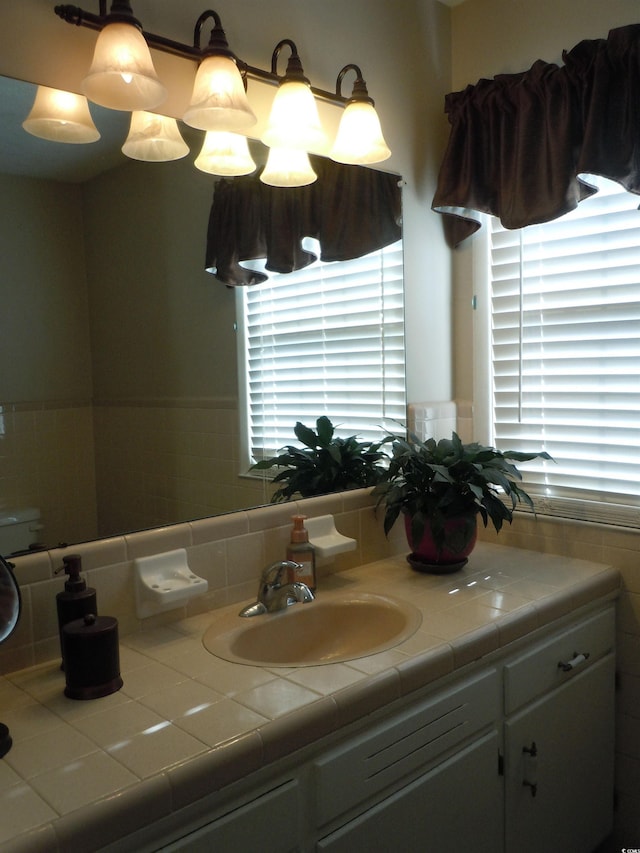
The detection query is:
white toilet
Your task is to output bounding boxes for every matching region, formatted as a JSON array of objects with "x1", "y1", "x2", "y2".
[{"x1": 0, "y1": 508, "x2": 42, "y2": 556}]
